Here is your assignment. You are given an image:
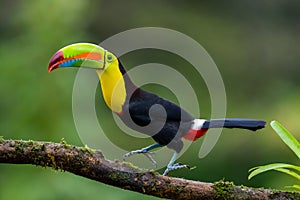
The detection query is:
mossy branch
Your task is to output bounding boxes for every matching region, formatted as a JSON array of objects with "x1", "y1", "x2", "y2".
[{"x1": 0, "y1": 138, "x2": 299, "y2": 200}]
